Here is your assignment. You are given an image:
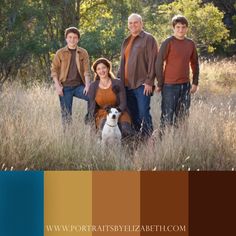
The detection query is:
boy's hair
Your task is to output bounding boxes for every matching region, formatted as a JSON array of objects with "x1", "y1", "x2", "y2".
[
  {"x1": 64, "y1": 27, "x2": 80, "y2": 39},
  {"x1": 172, "y1": 15, "x2": 188, "y2": 27}
]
